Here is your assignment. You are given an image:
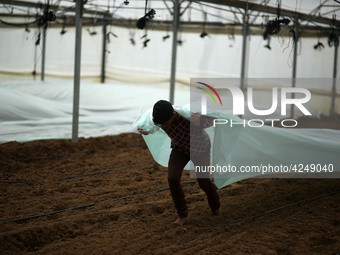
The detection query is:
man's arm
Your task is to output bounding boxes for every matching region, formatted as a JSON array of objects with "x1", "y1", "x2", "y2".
[{"x1": 191, "y1": 113, "x2": 215, "y2": 128}]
